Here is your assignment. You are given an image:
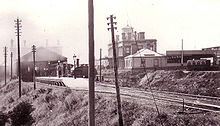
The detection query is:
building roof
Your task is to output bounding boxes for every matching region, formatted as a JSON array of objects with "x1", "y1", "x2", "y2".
[
  {"x1": 166, "y1": 50, "x2": 218, "y2": 56},
  {"x1": 21, "y1": 47, "x2": 67, "y2": 62},
  {"x1": 125, "y1": 48, "x2": 164, "y2": 58}
]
